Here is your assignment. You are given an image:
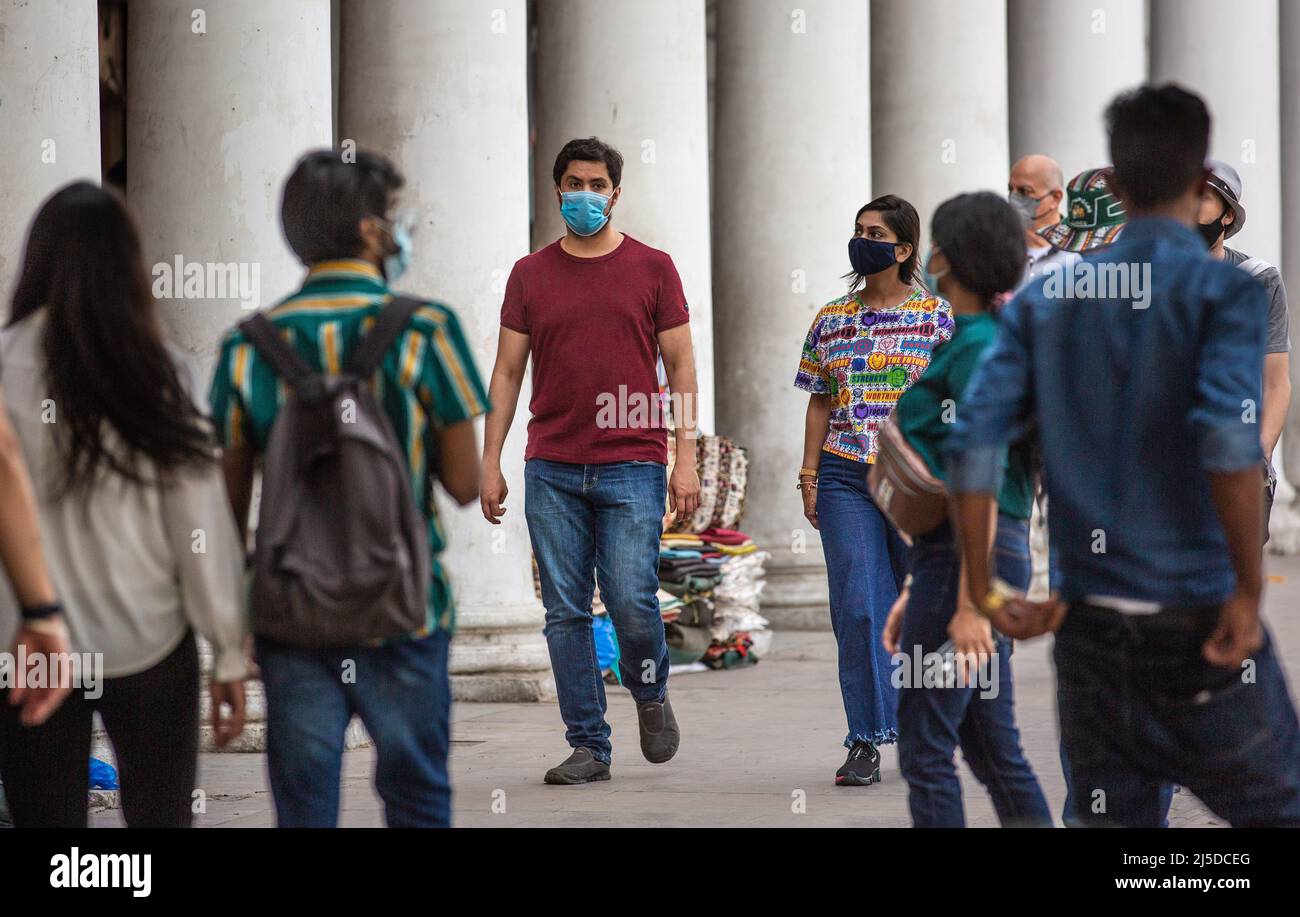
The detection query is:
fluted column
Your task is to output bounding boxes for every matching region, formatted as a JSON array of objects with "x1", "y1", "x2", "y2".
[
  {"x1": 340, "y1": 0, "x2": 552, "y2": 701},
  {"x1": 1153, "y1": 0, "x2": 1288, "y2": 532},
  {"x1": 532, "y1": 0, "x2": 715, "y2": 433},
  {"x1": 127, "y1": 0, "x2": 333, "y2": 378},
  {"x1": 712, "y1": 0, "x2": 870, "y2": 628},
  {"x1": 1009, "y1": 0, "x2": 1147, "y2": 182},
  {"x1": 1278, "y1": 0, "x2": 1300, "y2": 541},
  {"x1": 1152, "y1": 0, "x2": 1281, "y2": 266},
  {"x1": 871, "y1": 0, "x2": 1010, "y2": 238},
  {"x1": 0, "y1": 0, "x2": 101, "y2": 298}
]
